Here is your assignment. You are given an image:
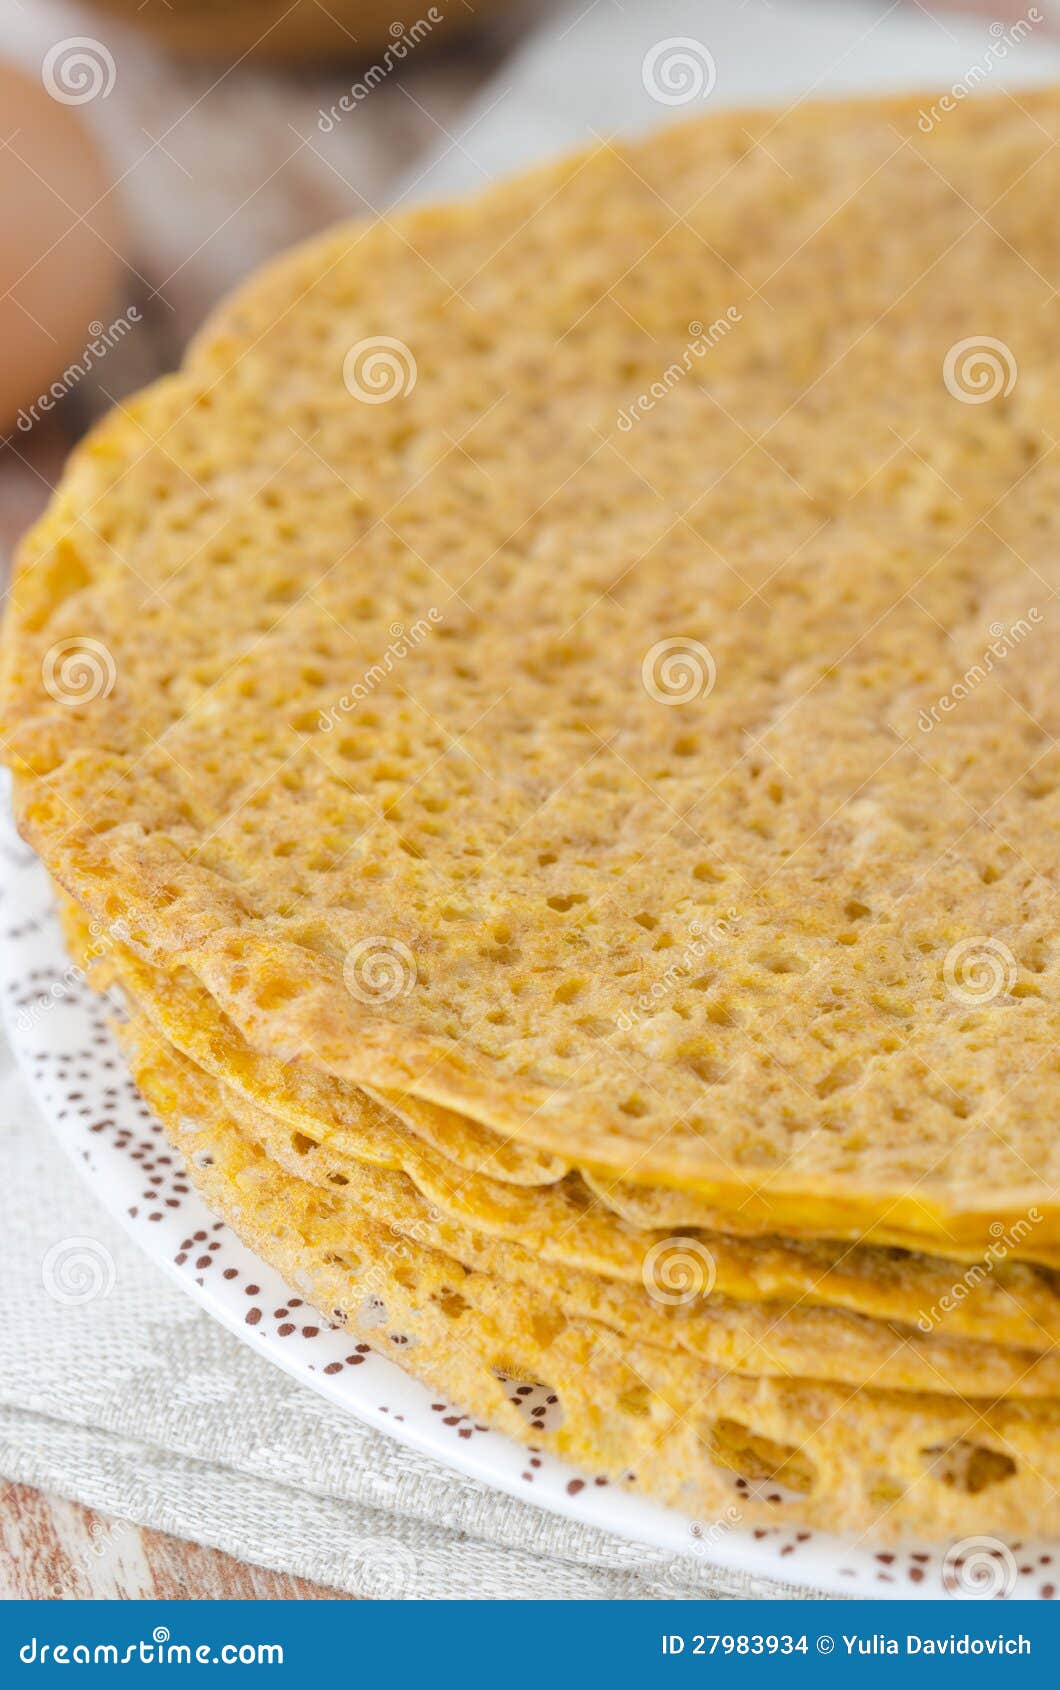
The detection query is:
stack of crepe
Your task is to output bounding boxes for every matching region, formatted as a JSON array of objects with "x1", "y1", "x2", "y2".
[{"x1": 5, "y1": 86, "x2": 1060, "y2": 1543}]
